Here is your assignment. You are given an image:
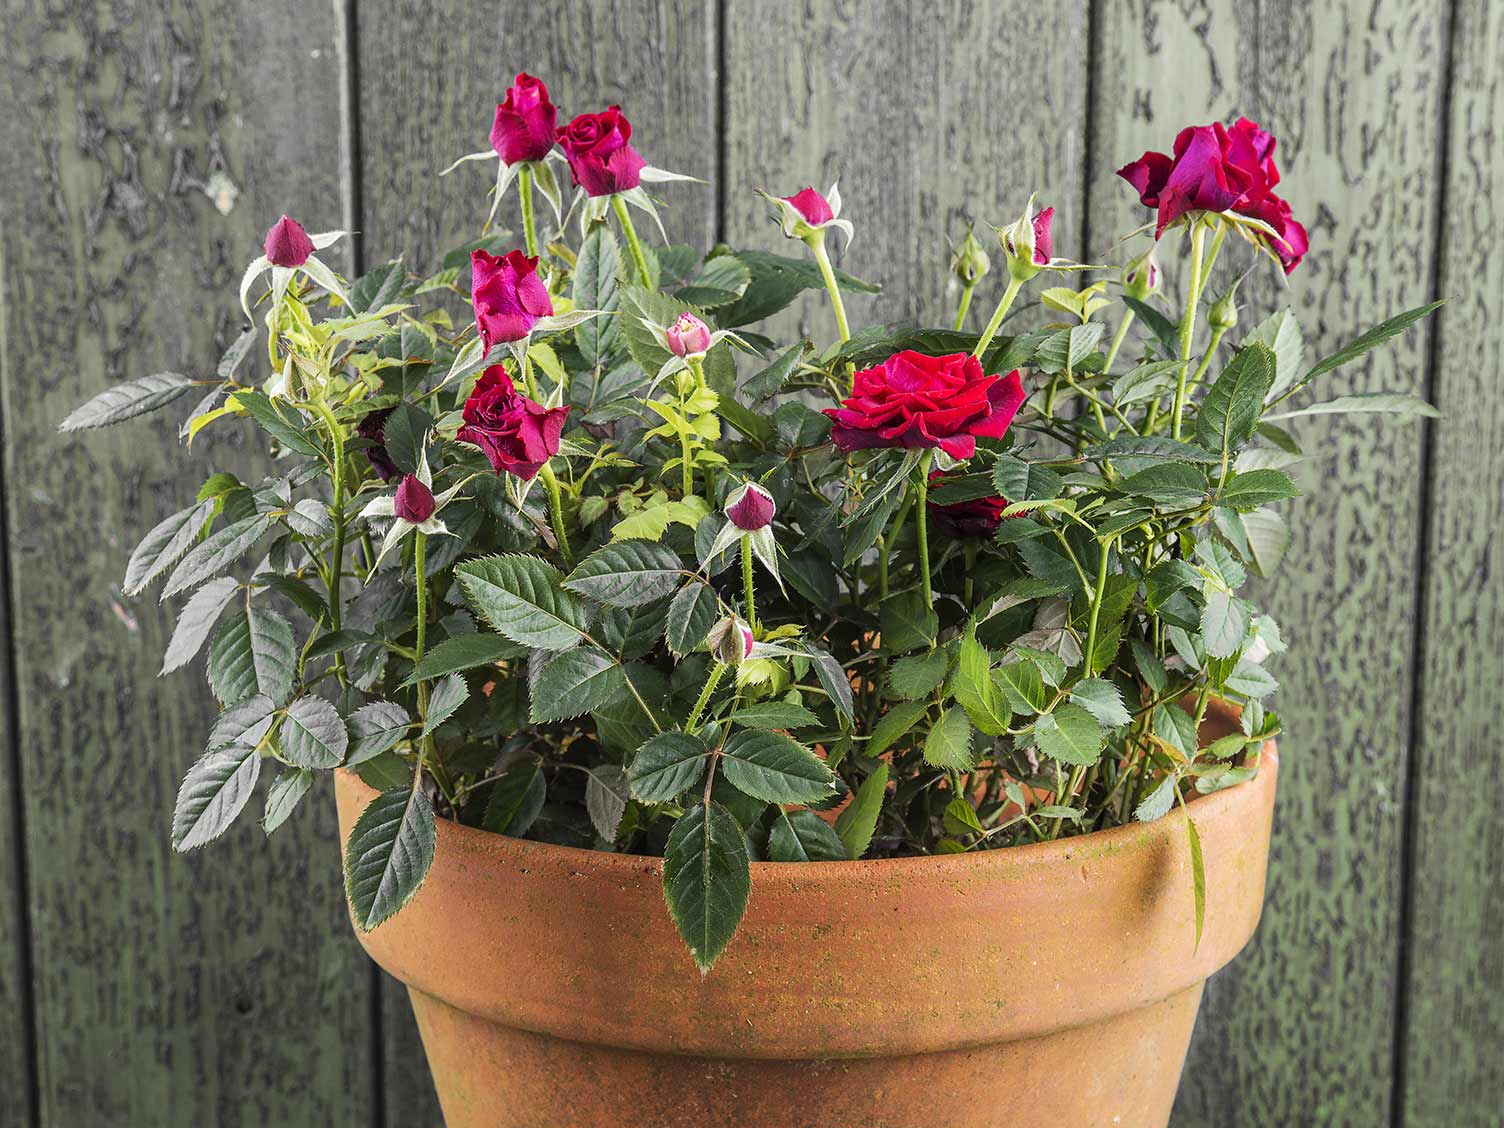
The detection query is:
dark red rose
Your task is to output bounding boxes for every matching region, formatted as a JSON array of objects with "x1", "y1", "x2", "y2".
[
  {"x1": 925, "y1": 469, "x2": 1014, "y2": 538},
  {"x1": 490, "y1": 73, "x2": 557, "y2": 165},
  {"x1": 393, "y1": 474, "x2": 436, "y2": 523},
  {"x1": 456, "y1": 365, "x2": 570, "y2": 480},
  {"x1": 726, "y1": 483, "x2": 775, "y2": 531},
  {"x1": 264, "y1": 215, "x2": 314, "y2": 267},
  {"x1": 784, "y1": 187, "x2": 834, "y2": 226},
  {"x1": 356, "y1": 407, "x2": 399, "y2": 482},
  {"x1": 1116, "y1": 117, "x2": 1308, "y2": 273},
  {"x1": 825, "y1": 351, "x2": 1026, "y2": 461},
  {"x1": 471, "y1": 249, "x2": 552, "y2": 346},
  {"x1": 556, "y1": 106, "x2": 646, "y2": 197}
]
